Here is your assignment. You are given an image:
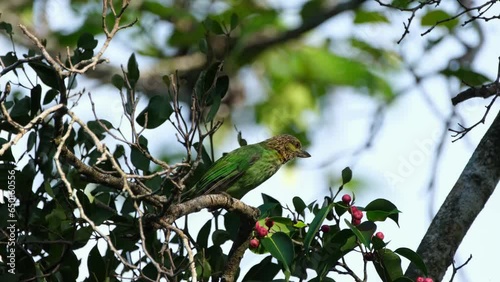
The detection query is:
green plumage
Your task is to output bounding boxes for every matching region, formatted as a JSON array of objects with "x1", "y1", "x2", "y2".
[{"x1": 184, "y1": 134, "x2": 310, "y2": 200}]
